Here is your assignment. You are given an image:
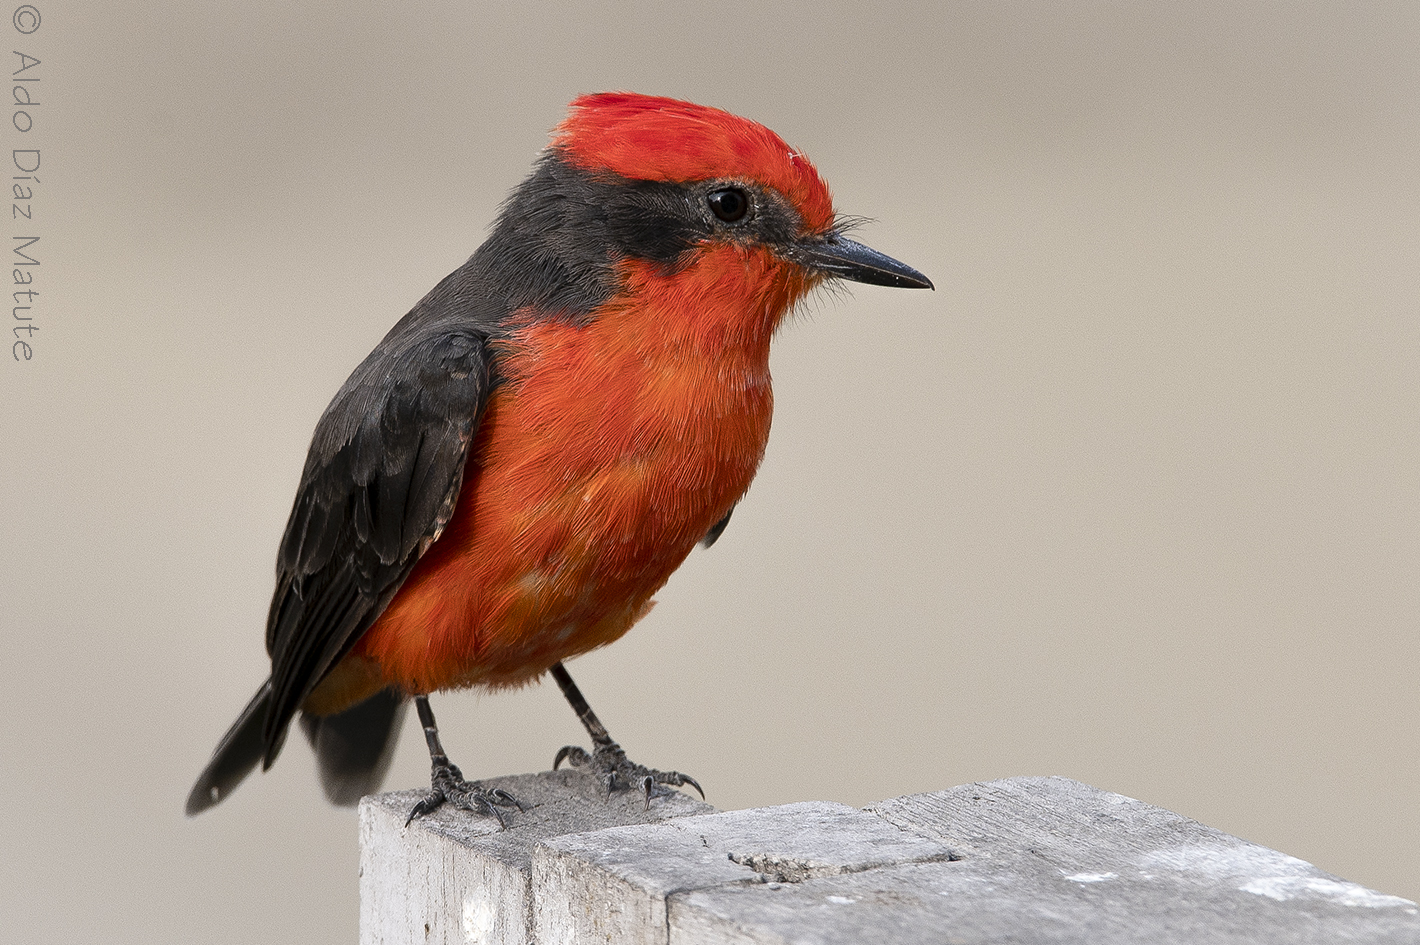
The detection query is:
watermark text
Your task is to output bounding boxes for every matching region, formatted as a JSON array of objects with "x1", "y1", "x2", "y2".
[{"x1": 11, "y1": 6, "x2": 40, "y2": 362}]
